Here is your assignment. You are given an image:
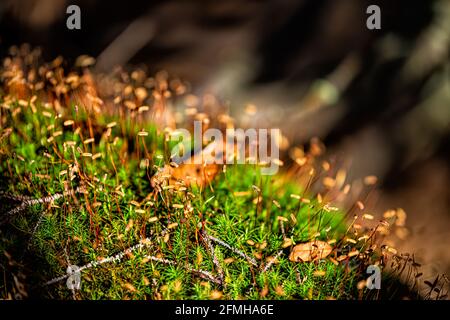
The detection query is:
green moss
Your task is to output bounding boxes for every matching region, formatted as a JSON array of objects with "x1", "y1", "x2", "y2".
[{"x1": 0, "y1": 95, "x2": 374, "y2": 300}]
